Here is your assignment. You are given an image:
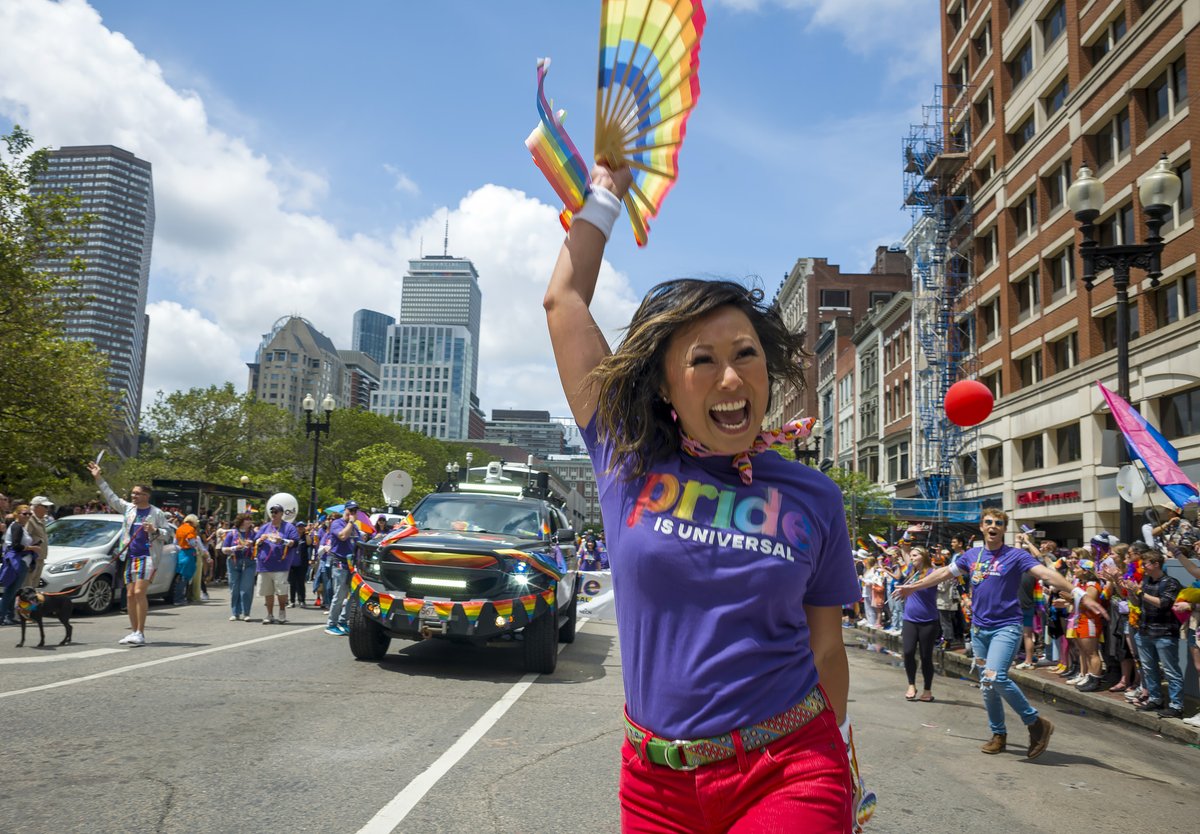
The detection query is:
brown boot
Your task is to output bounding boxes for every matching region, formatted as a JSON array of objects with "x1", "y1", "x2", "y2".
[
  {"x1": 980, "y1": 733, "x2": 1006, "y2": 754},
  {"x1": 1026, "y1": 716, "x2": 1054, "y2": 759}
]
